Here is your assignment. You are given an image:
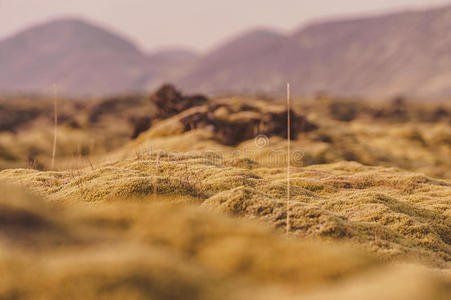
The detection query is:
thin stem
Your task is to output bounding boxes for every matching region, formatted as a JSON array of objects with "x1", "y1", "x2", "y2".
[
  {"x1": 286, "y1": 82, "x2": 291, "y2": 235},
  {"x1": 51, "y1": 84, "x2": 58, "y2": 170}
]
